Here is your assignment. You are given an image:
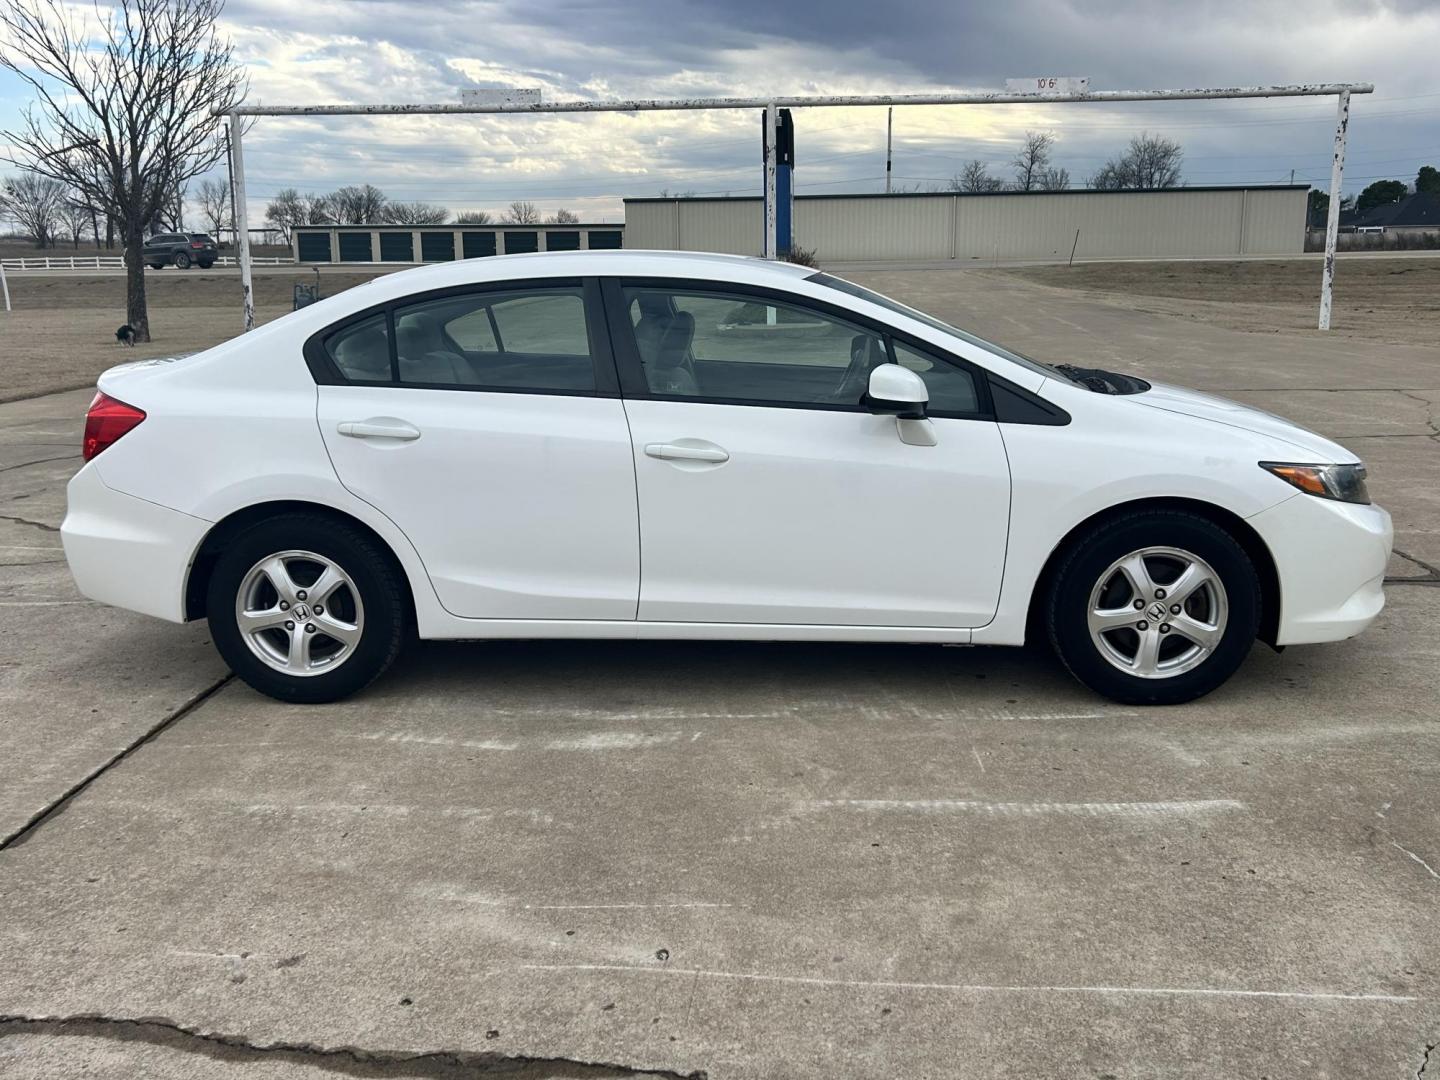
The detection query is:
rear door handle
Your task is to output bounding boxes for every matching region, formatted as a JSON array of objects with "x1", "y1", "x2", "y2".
[
  {"x1": 644, "y1": 441, "x2": 729, "y2": 463},
  {"x1": 337, "y1": 418, "x2": 421, "y2": 441}
]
